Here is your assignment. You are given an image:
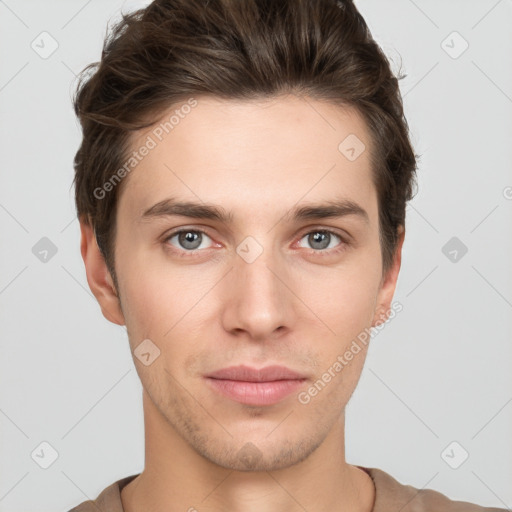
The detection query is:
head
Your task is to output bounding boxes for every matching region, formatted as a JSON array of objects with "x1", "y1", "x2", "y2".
[{"x1": 75, "y1": 0, "x2": 417, "y2": 471}]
